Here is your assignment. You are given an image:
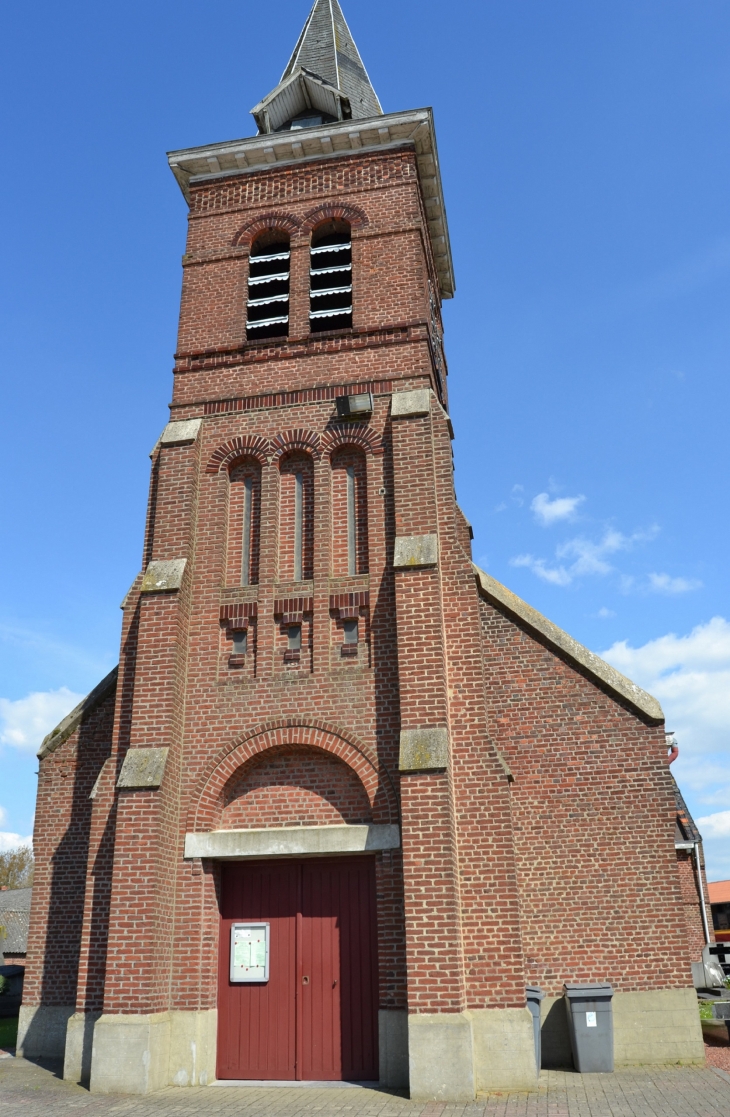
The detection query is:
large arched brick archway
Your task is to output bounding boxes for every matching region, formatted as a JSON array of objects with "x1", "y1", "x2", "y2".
[{"x1": 187, "y1": 720, "x2": 399, "y2": 833}]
